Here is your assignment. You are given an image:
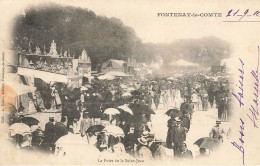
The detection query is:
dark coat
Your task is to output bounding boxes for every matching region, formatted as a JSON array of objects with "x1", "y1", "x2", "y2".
[
  {"x1": 67, "y1": 110, "x2": 81, "y2": 127},
  {"x1": 172, "y1": 126, "x2": 186, "y2": 146},
  {"x1": 217, "y1": 98, "x2": 226, "y2": 119},
  {"x1": 166, "y1": 119, "x2": 175, "y2": 148},
  {"x1": 181, "y1": 117, "x2": 190, "y2": 130},
  {"x1": 54, "y1": 122, "x2": 68, "y2": 141},
  {"x1": 43, "y1": 122, "x2": 55, "y2": 144},
  {"x1": 180, "y1": 102, "x2": 189, "y2": 115}
]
